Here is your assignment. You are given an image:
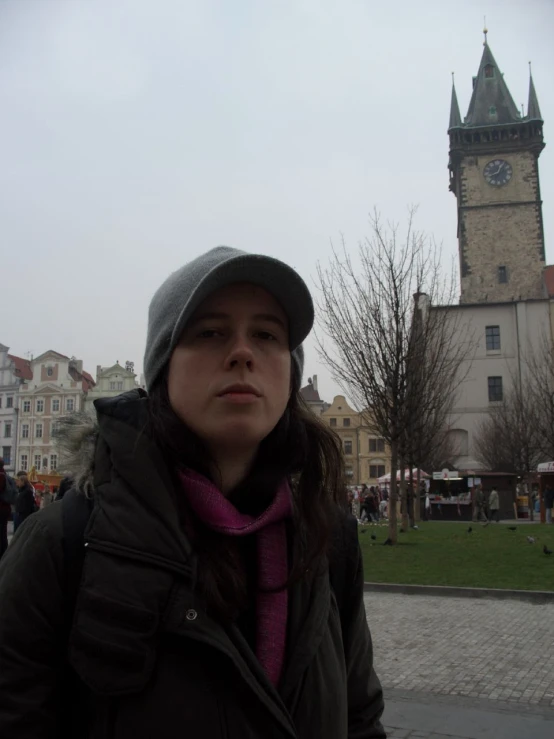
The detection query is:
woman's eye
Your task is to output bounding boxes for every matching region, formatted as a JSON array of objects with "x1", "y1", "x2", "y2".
[
  {"x1": 197, "y1": 329, "x2": 222, "y2": 338},
  {"x1": 256, "y1": 331, "x2": 277, "y2": 341}
]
